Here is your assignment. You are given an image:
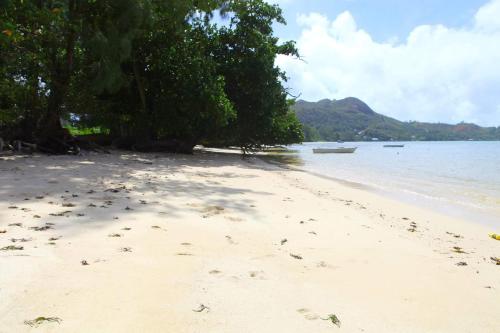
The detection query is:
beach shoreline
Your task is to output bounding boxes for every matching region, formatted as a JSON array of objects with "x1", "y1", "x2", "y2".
[
  {"x1": 1, "y1": 151, "x2": 498, "y2": 332},
  {"x1": 261, "y1": 145, "x2": 500, "y2": 229}
]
